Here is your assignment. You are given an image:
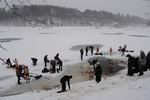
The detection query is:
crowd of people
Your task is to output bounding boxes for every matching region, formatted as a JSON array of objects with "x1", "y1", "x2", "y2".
[
  {"x1": 80, "y1": 45, "x2": 102, "y2": 61},
  {"x1": 1, "y1": 44, "x2": 150, "y2": 93},
  {"x1": 126, "y1": 50, "x2": 150, "y2": 76},
  {"x1": 14, "y1": 58, "x2": 29, "y2": 84},
  {"x1": 79, "y1": 44, "x2": 135, "y2": 61},
  {"x1": 3, "y1": 53, "x2": 63, "y2": 84},
  {"x1": 42, "y1": 53, "x2": 63, "y2": 73}
]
